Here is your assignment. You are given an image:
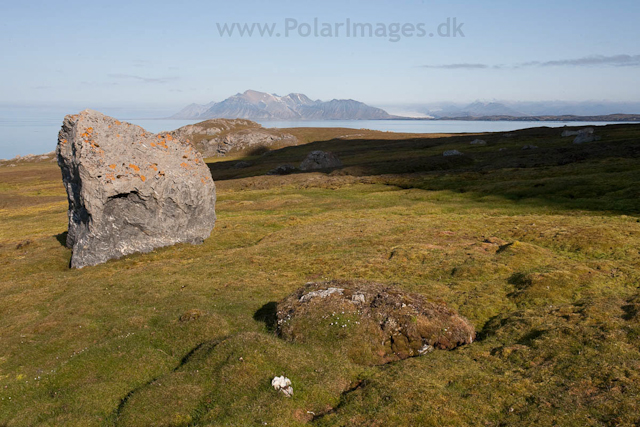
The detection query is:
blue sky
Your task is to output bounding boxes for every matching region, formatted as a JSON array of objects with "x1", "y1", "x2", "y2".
[{"x1": 1, "y1": 0, "x2": 639, "y2": 114}]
